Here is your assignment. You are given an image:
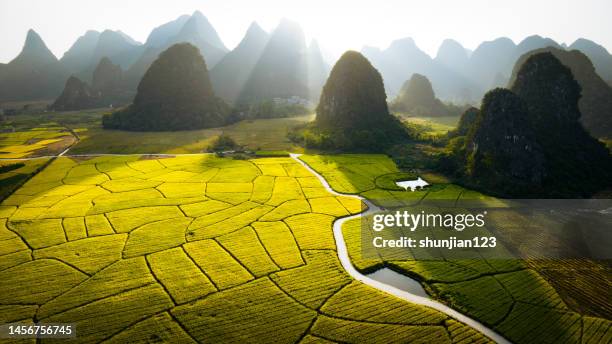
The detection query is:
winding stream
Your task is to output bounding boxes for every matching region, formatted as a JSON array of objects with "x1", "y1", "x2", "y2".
[{"x1": 290, "y1": 153, "x2": 511, "y2": 344}]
